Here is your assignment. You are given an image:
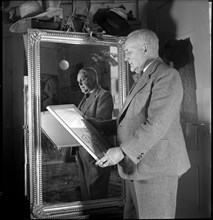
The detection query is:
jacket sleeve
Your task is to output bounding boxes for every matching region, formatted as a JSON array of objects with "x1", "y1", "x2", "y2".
[
  {"x1": 120, "y1": 67, "x2": 184, "y2": 164},
  {"x1": 95, "y1": 91, "x2": 114, "y2": 121}
]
